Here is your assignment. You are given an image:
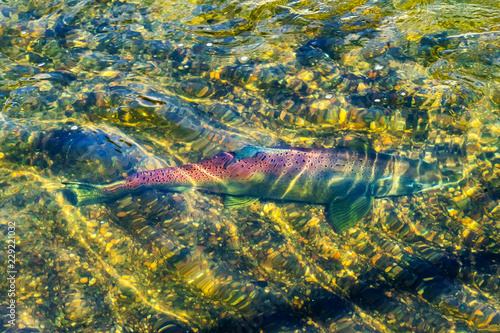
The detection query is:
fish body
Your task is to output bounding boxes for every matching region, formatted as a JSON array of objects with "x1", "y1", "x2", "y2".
[{"x1": 66, "y1": 146, "x2": 457, "y2": 232}]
